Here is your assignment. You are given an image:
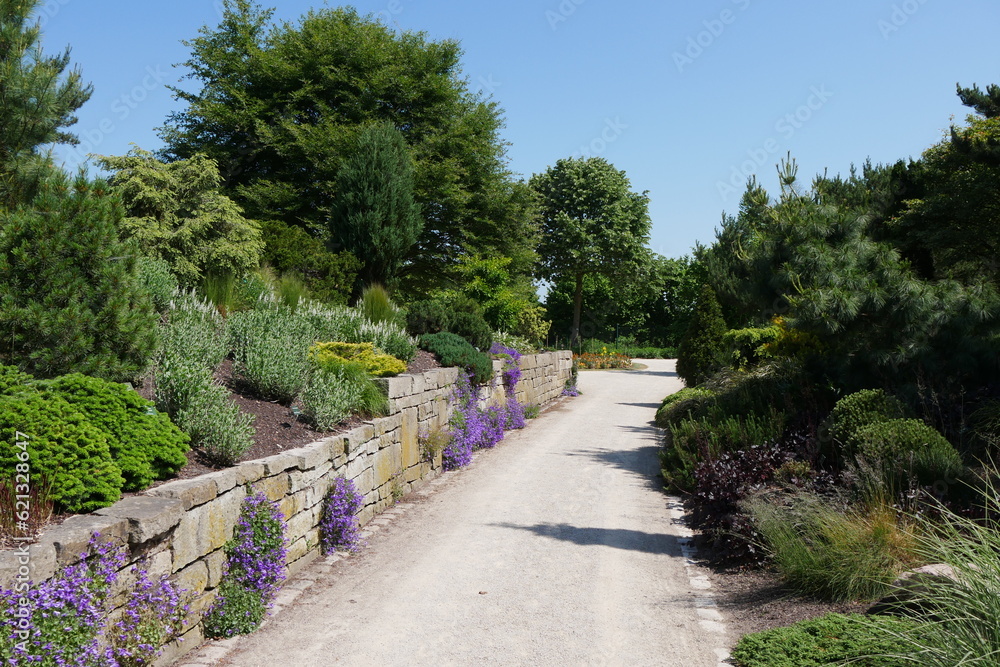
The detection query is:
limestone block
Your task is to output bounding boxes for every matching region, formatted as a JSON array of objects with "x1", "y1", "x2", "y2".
[
  {"x1": 148, "y1": 549, "x2": 173, "y2": 580},
  {"x1": 380, "y1": 375, "x2": 412, "y2": 399},
  {"x1": 259, "y1": 472, "x2": 291, "y2": 502},
  {"x1": 327, "y1": 435, "x2": 346, "y2": 459},
  {"x1": 235, "y1": 462, "x2": 266, "y2": 486},
  {"x1": 173, "y1": 559, "x2": 209, "y2": 596},
  {"x1": 95, "y1": 496, "x2": 184, "y2": 546},
  {"x1": 401, "y1": 408, "x2": 420, "y2": 468},
  {"x1": 44, "y1": 514, "x2": 129, "y2": 565},
  {"x1": 205, "y1": 549, "x2": 227, "y2": 589},
  {"x1": 261, "y1": 452, "x2": 301, "y2": 476},
  {"x1": 357, "y1": 505, "x2": 374, "y2": 527},
  {"x1": 346, "y1": 455, "x2": 369, "y2": 482},
  {"x1": 286, "y1": 536, "x2": 309, "y2": 564},
  {"x1": 285, "y1": 508, "x2": 317, "y2": 544},
  {"x1": 352, "y1": 466, "x2": 375, "y2": 498},
  {"x1": 148, "y1": 477, "x2": 218, "y2": 510},
  {"x1": 171, "y1": 488, "x2": 246, "y2": 571},
  {"x1": 287, "y1": 442, "x2": 332, "y2": 470},
  {"x1": 374, "y1": 443, "x2": 402, "y2": 488},
  {"x1": 410, "y1": 373, "x2": 426, "y2": 395},
  {"x1": 0, "y1": 542, "x2": 55, "y2": 589},
  {"x1": 208, "y1": 468, "x2": 241, "y2": 495}
]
